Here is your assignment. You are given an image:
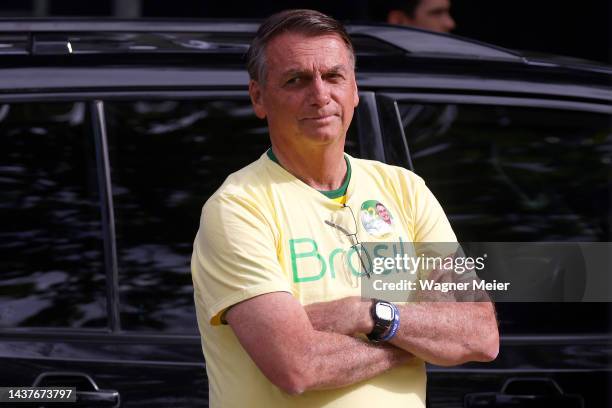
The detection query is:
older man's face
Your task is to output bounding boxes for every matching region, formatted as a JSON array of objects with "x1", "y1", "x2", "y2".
[{"x1": 249, "y1": 32, "x2": 359, "y2": 149}]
